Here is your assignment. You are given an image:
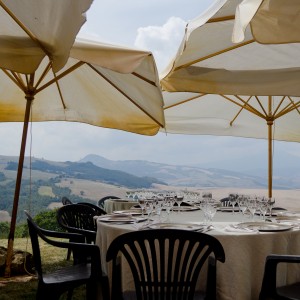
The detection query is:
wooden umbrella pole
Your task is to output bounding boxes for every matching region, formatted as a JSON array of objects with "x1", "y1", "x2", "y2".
[
  {"x1": 4, "y1": 94, "x2": 33, "y2": 277},
  {"x1": 267, "y1": 96, "x2": 273, "y2": 199}
]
